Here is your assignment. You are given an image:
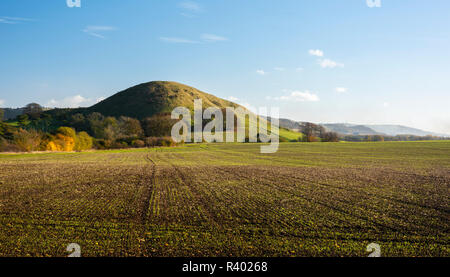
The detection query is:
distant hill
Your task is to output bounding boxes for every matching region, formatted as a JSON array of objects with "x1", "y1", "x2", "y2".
[
  {"x1": 322, "y1": 123, "x2": 385, "y2": 136},
  {"x1": 367, "y1": 125, "x2": 449, "y2": 137},
  {"x1": 266, "y1": 117, "x2": 303, "y2": 131},
  {"x1": 2, "y1": 108, "x2": 25, "y2": 120},
  {"x1": 271, "y1": 119, "x2": 449, "y2": 138},
  {"x1": 88, "y1": 81, "x2": 241, "y2": 119},
  {"x1": 322, "y1": 123, "x2": 448, "y2": 137}
]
